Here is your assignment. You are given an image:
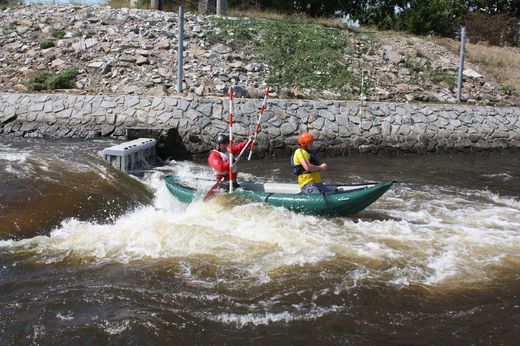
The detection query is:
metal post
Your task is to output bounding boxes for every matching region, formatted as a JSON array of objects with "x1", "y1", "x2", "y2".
[
  {"x1": 177, "y1": 4, "x2": 184, "y2": 93},
  {"x1": 359, "y1": 70, "x2": 365, "y2": 122},
  {"x1": 217, "y1": 0, "x2": 222, "y2": 16},
  {"x1": 217, "y1": 0, "x2": 227, "y2": 16},
  {"x1": 457, "y1": 27, "x2": 466, "y2": 101}
]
